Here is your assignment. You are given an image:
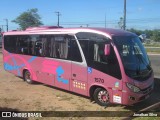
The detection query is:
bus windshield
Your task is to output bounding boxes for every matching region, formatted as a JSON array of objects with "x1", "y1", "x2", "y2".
[{"x1": 113, "y1": 36, "x2": 152, "y2": 81}]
